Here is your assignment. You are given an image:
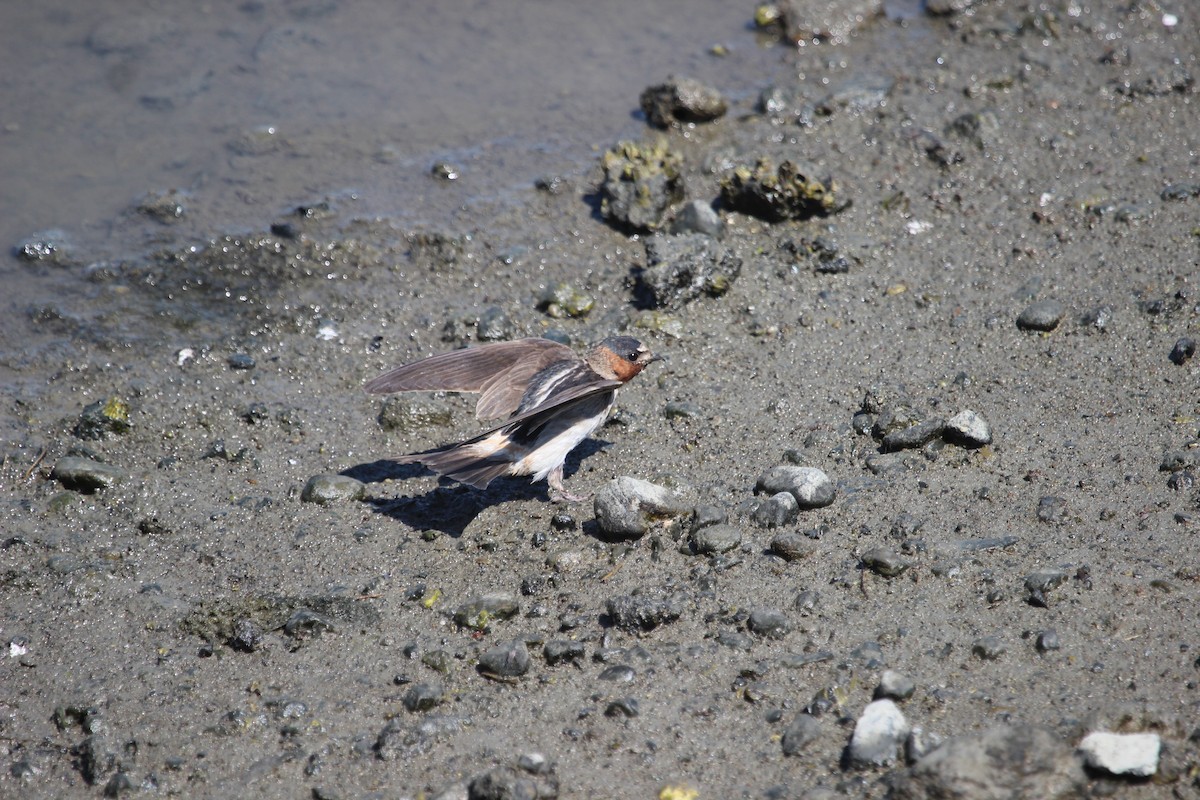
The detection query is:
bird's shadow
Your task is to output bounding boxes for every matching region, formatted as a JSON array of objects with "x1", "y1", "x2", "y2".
[{"x1": 343, "y1": 439, "x2": 610, "y2": 538}]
